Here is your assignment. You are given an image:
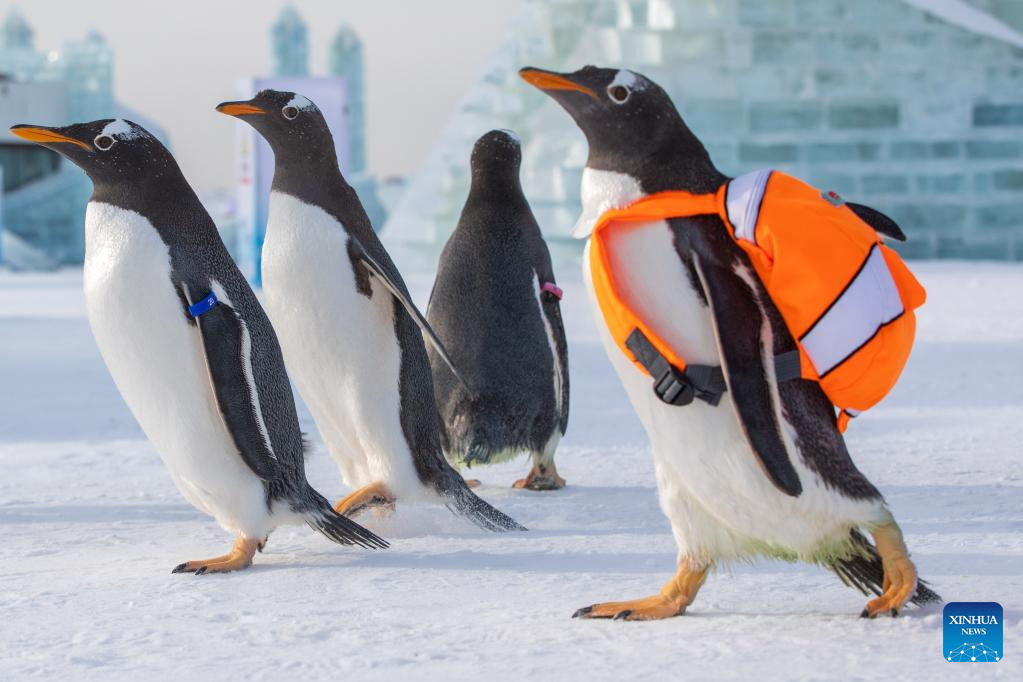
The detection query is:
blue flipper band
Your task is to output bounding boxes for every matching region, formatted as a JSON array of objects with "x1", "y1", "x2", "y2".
[{"x1": 189, "y1": 291, "x2": 218, "y2": 317}]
